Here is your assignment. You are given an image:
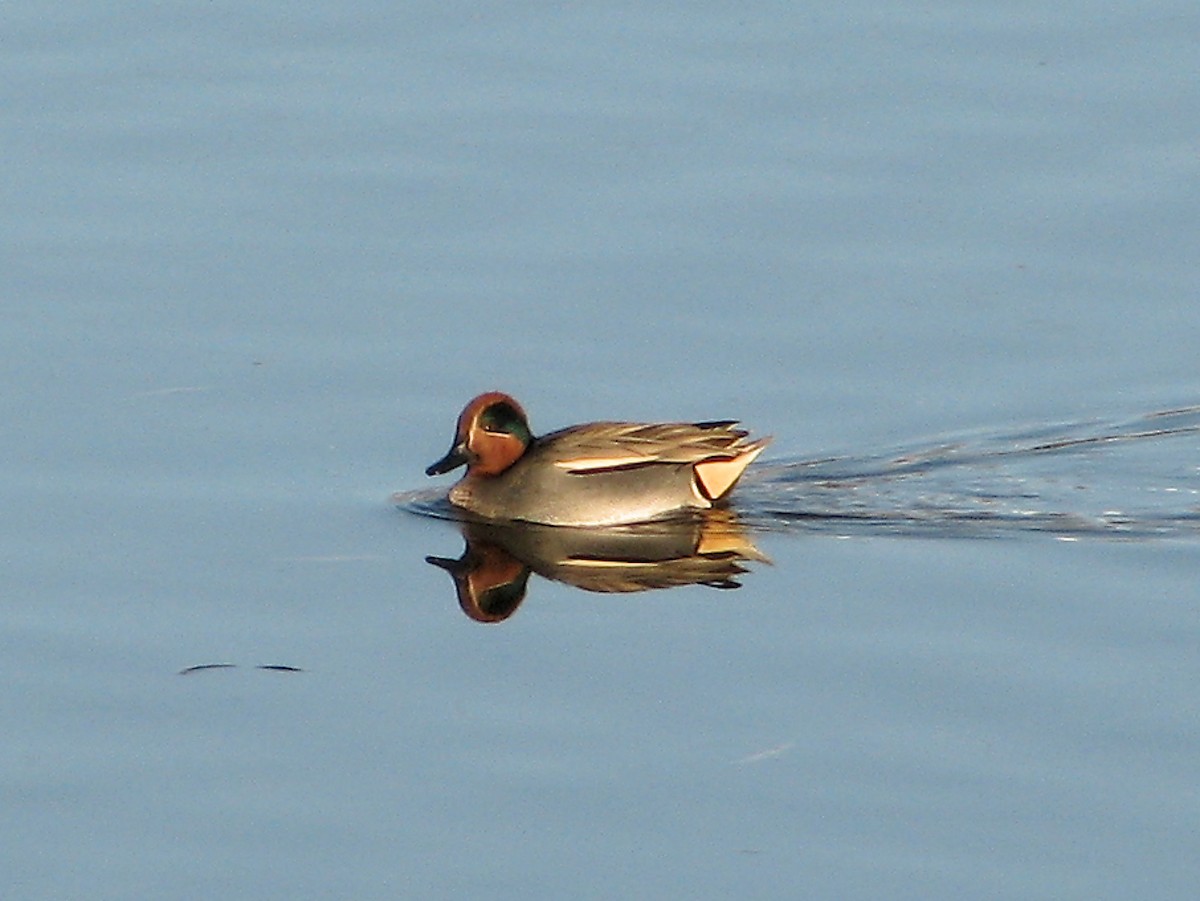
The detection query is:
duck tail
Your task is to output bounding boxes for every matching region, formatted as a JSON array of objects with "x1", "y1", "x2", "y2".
[{"x1": 693, "y1": 437, "x2": 771, "y2": 500}]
